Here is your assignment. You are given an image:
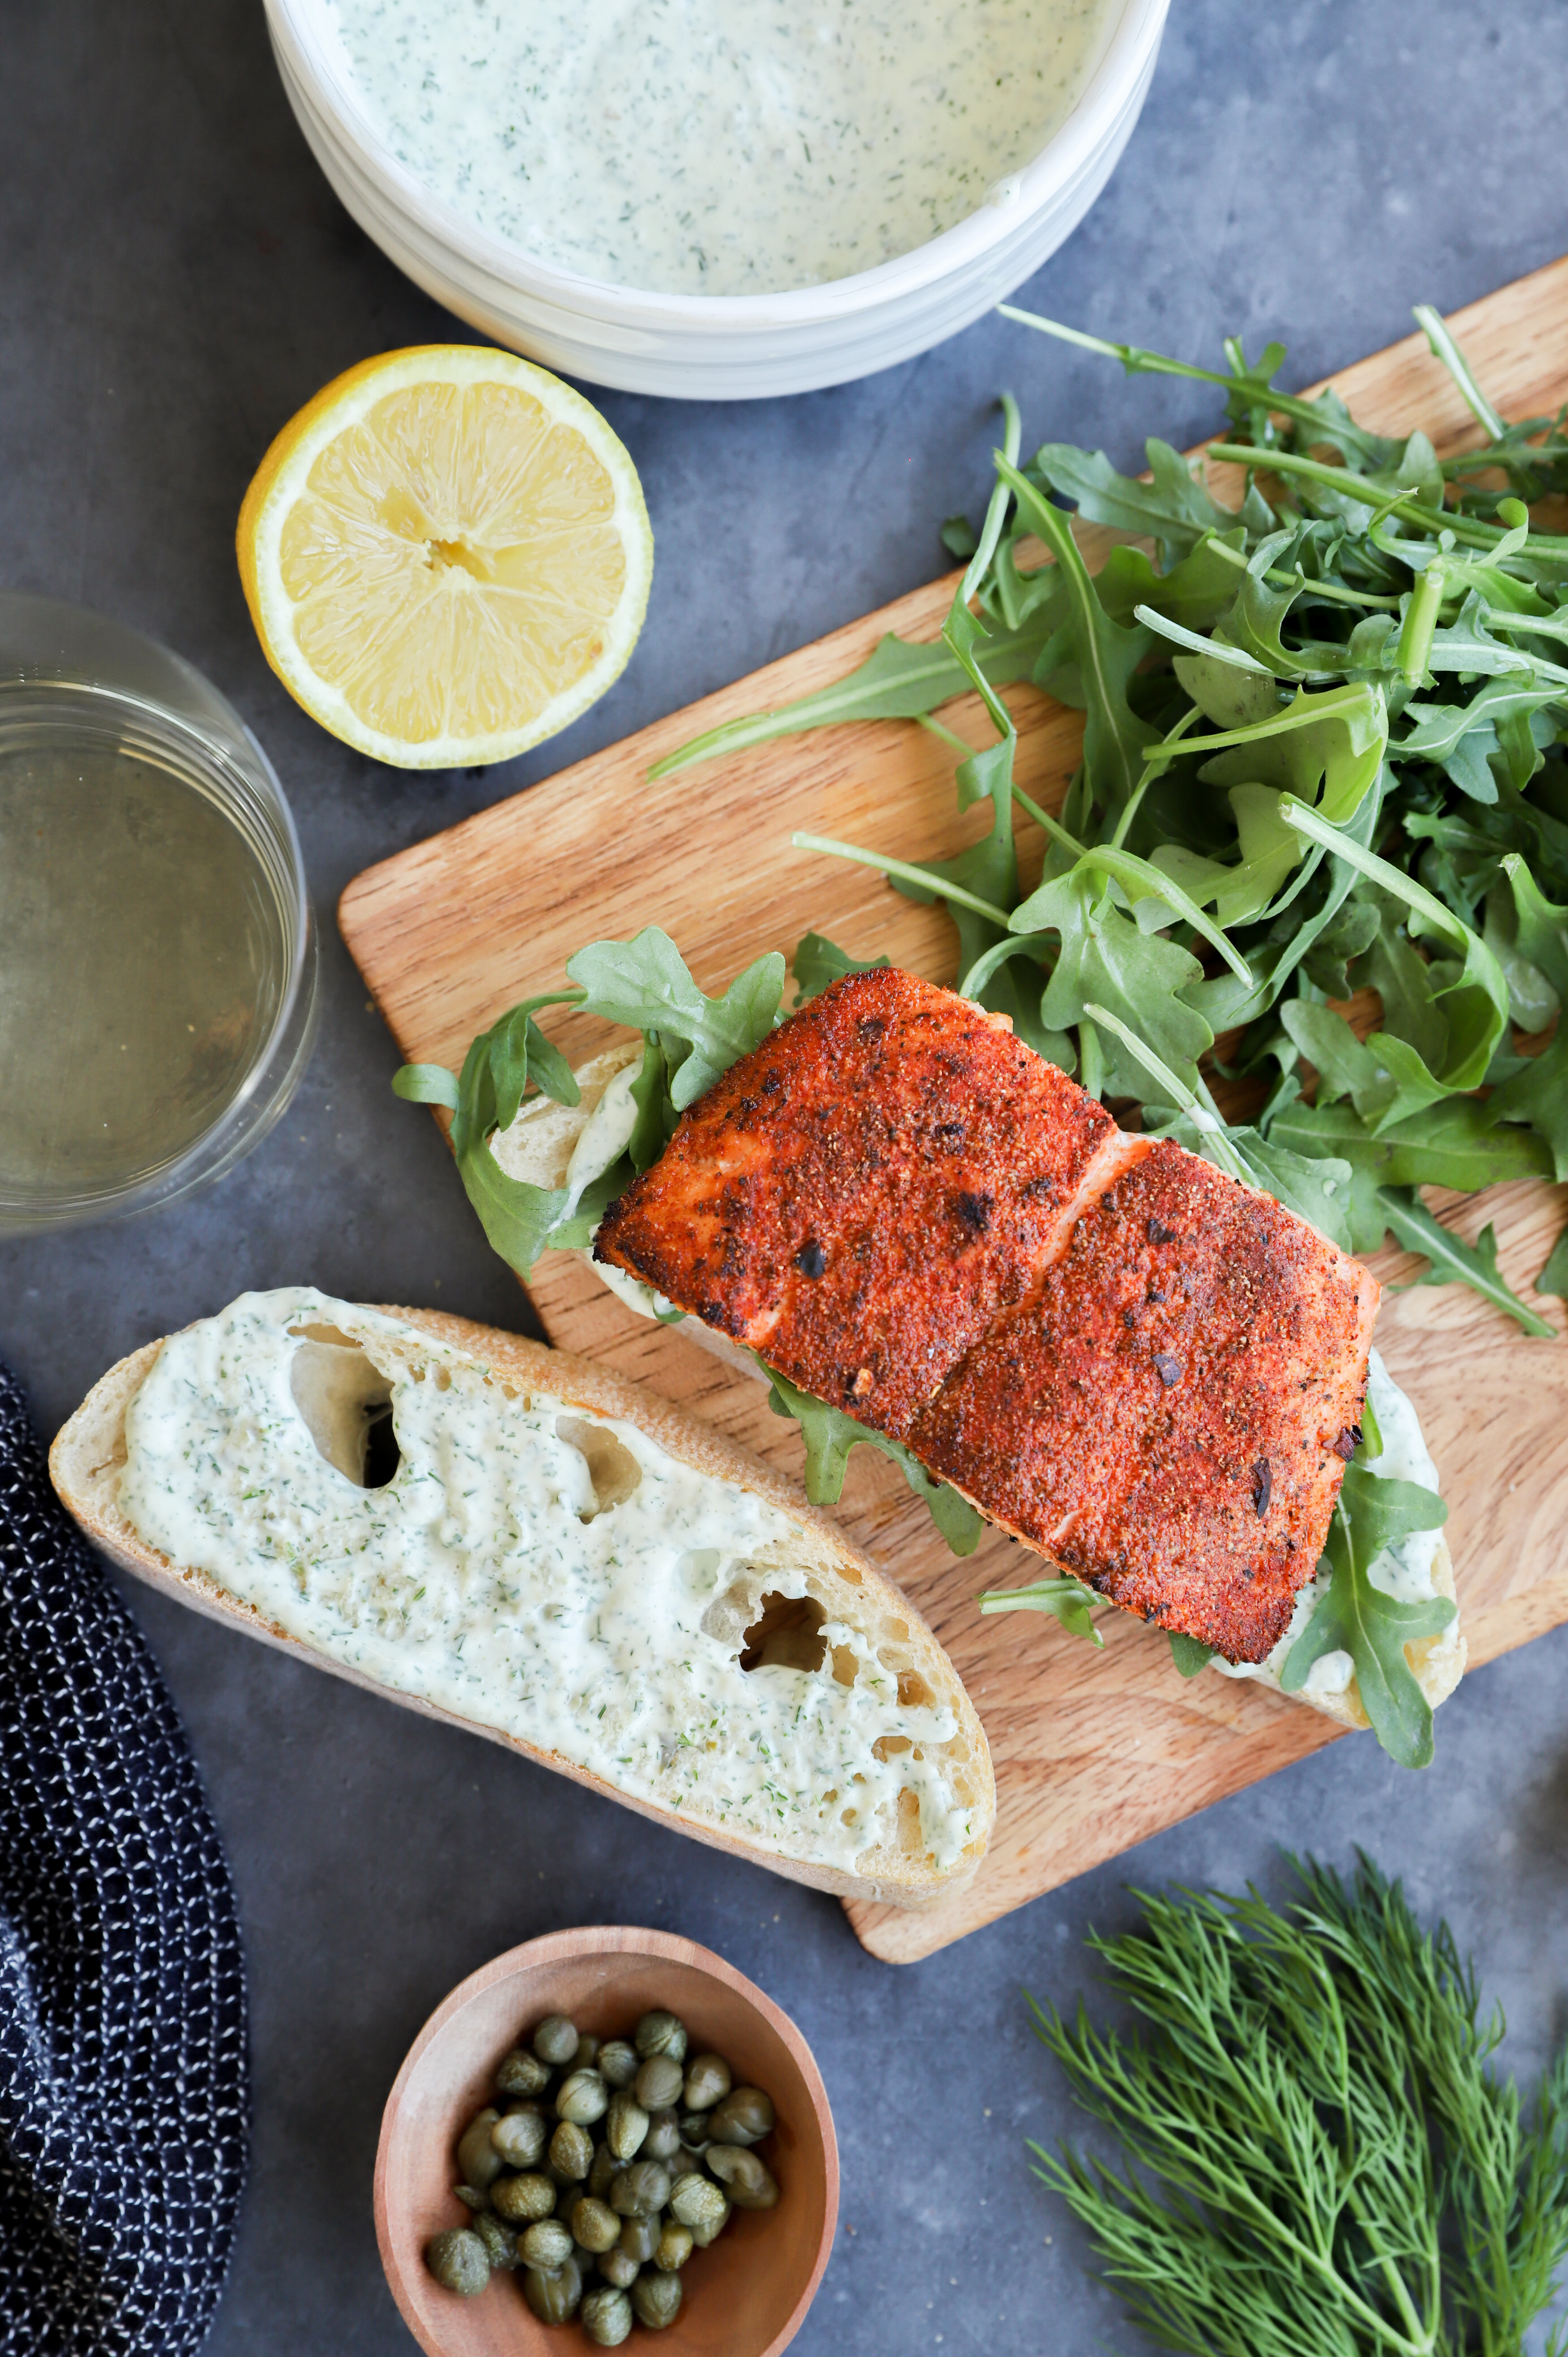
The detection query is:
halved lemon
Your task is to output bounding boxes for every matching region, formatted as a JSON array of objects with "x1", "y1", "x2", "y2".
[{"x1": 237, "y1": 347, "x2": 653, "y2": 769}]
